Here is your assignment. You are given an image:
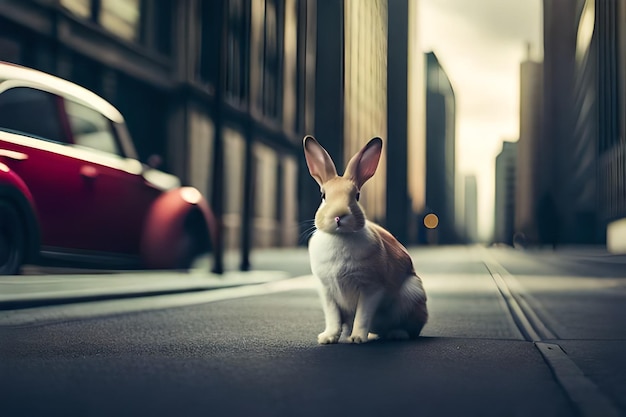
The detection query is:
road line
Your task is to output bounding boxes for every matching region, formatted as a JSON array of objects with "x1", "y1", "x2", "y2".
[
  {"x1": 536, "y1": 342, "x2": 621, "y2": 417},
  {"x1": 0, "y1": 275, "x2": 318, "y2": 328},
  {"x1": 487, "y1": 268, "x2": 541, "y2": 341},
  {"x1": 482, "y1": 254, "x2": 557, "y2": 341},
  {"x1": 482, "y1": 249, "x2": 622, "y2": 417}
]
